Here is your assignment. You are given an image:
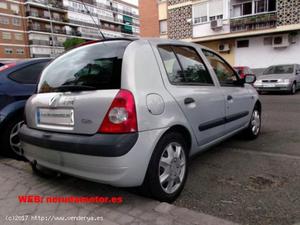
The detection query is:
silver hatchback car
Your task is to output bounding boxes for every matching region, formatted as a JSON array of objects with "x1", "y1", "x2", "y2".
[{"x1": 20, "y1": 38, "x2": 261, "y2": 202}]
